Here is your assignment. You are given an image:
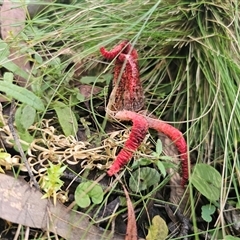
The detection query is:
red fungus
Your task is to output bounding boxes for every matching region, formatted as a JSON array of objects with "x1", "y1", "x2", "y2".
[
  {"x1": 100, "y1": 41, "x2": 144, "y2": 112},
  {"x1": 146, "y1": 116, "x2": 189, "y2": 186},
  {"x1": 100, "y1": 40, "x2": 131, "y2": 59},
  {"x1": 107, "y1": 111, "x2": 148, "y2": 176},
  {"x1": 100, "y1": 41, "x2": 189, "y2": 187},
  {"x1": 108, "y1": 111, "x2": 189, "y2": 187}
]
